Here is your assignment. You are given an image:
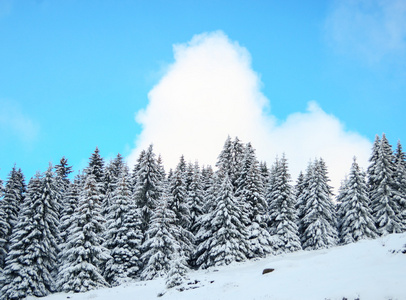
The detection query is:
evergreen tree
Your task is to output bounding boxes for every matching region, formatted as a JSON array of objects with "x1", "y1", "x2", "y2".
[
  {"x1": 103, "y1": 155, "x2": 125, "y2": 218},
  {"x1": 216, "y1": 136, "x2": 244, "y2": 188},
  {"x1": 369, "y1": 134, "x2": 403, "y2": 235},
  {"x1": 54, "y1": 156, "x2": 72, "y2": 193},
  {"x1": 133, "y1": 145, "x2": 162, "y2": 239},
  {"x1": 187, "y1": 161, "x2": 205, "y2": 236},
  {"x1": 0, "y1": 166, "x2": 26, "y2": 270},
  {"x1": 300, "y1": 159, "x2": 338, "y2": 250},
  {"x1": 59, "y1": 177, "x2": 80, "y2": 244},
  {"x1": 338, "y1": 158, "x2": 378, "y2": 244},
  {"x1": 235, "y1": 143, "x2": 272, "y2": 258},
  {"x1": 165, "y1": 252, "x2": 189, "y2": 289},
  {"x1": 58, "y1": 173, "x2": 110, "y2": 293},
  {"x1": 267, "y1": 155, "x2": 301, "y2": 253},
  {"x1": 104, "y1": 169, "x2": 142, "y2": 286},
  {"x1": 1, "y1": 166, "x2": 60, "y2": 299},
  {"x1": 140, "y1": 191, "x2": 185, "y2": 281},
  {"x1": 168, "y1": 157, "x2": 194, "y2": 265},
  {"x1": 195, "y1": 174, "x2": 247, "y2": 268},
  {"x1": 393, "y1": 141, "x2": 406, "y2": 229}
]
